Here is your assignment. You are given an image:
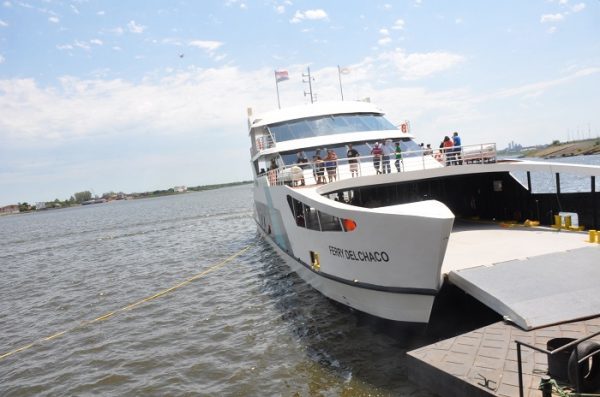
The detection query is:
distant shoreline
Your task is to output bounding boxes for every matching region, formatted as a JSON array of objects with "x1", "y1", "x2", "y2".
[
  {"x1": 1, "y1": 181, "x2": 253, "y2": 216},
  {"x1": 517, "y1": 138, "x2": 600, "y2": 159}
]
